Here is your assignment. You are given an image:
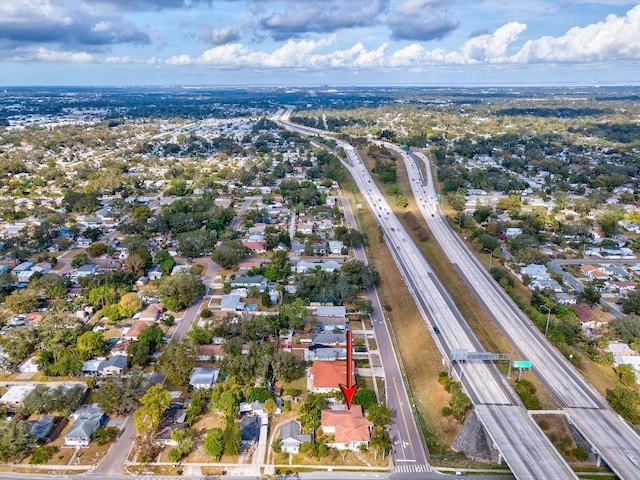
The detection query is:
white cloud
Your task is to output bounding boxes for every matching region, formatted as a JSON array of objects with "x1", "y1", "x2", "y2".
[
  {"x1": 93, "y1": 21, "x2": 114, "y2": 32},
  {"x1": 158, "y1": 5, "x2": 640, "y2": 72},
  {"x1": 36, "y1": 47, "x2": 94, "y2": 62},
  {"x1": 105, "y1": 55, "x2": 138, "y2": 63},
  {"x1": 460, "y1": 22, "x2": 527, "y2": 62},
  {"x1": 509, "y1": 5, "x2": 640, "y2": 62}
]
